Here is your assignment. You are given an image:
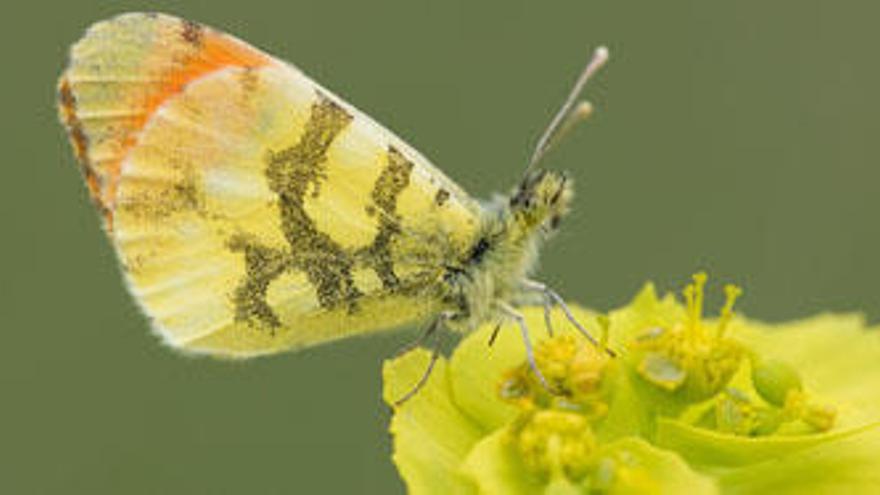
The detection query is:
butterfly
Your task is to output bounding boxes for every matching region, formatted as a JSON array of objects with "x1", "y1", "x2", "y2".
[{"x1": 57, "y1": 12, "x2": 611, "y2": 403}]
